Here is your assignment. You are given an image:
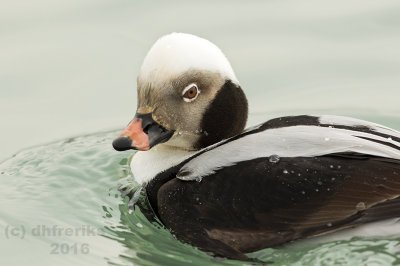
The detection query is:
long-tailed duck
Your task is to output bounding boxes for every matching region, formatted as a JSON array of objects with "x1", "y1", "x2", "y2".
[{"x1": 112, "y1": 33, "x2": 400, "y2": 261}]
